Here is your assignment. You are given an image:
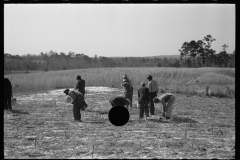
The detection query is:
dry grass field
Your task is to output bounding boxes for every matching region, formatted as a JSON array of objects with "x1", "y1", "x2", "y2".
[
  {"x1": 5, "y1": 67, "x2": 235, "y2": 98},
  {"x1": 4, "y1": 67, "x2": 235, "y2": 159}
]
